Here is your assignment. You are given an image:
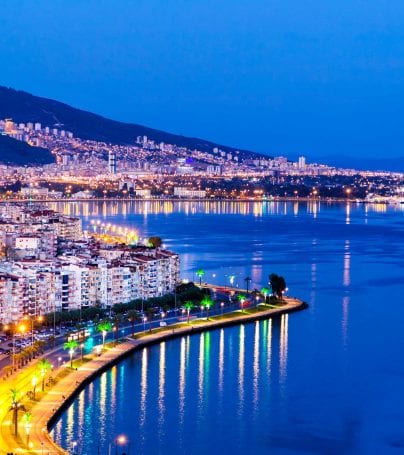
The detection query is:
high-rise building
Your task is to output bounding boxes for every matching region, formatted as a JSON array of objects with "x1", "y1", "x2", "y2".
[
  {"x1": 108, "y1": 151, "x2": 117, "y2": 174},
  {"x1": 298, "y1": 156, "x2": 306, "y2": 169}
]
